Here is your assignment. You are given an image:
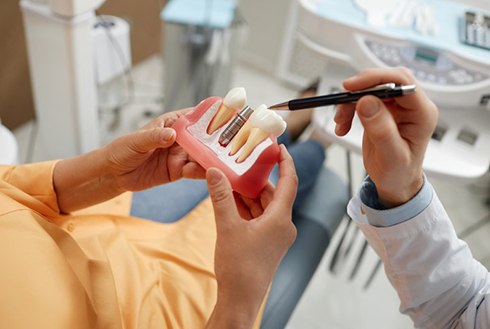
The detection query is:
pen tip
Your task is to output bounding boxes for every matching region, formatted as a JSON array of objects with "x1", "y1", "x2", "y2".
[{"x1": 268, "y1": 102, "x2": 288, "y2": 110}]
